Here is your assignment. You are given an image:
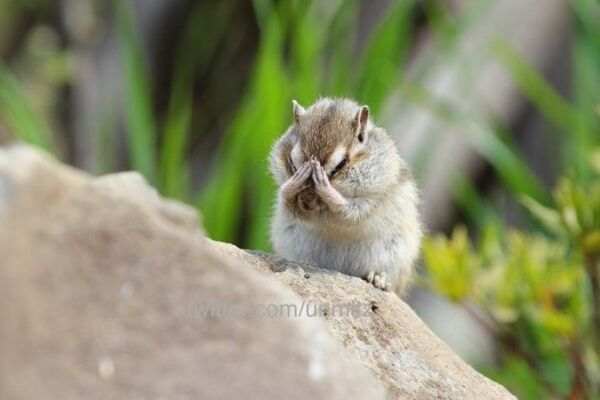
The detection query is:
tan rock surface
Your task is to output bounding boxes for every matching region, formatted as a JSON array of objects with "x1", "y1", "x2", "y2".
[
  {"x1": 0, "y1": 144, "x2": 384, "y2": 400},
  {"x1": 0, "y1": 144, "x2": 515, "y2": 399},
  {"x1": 211, "y1": 244, "x2": 516, "y2": 399}
]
